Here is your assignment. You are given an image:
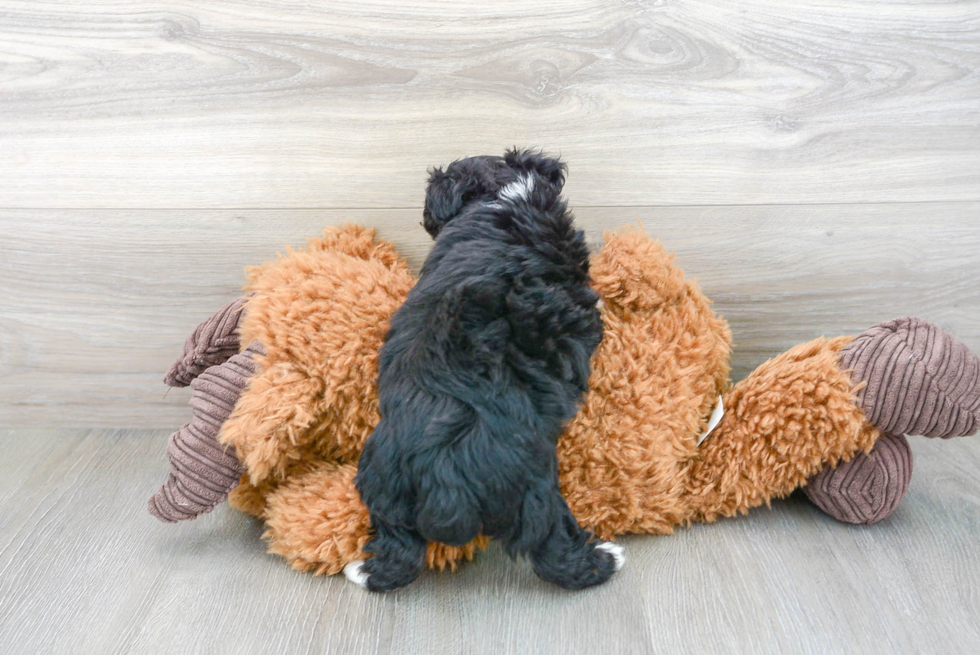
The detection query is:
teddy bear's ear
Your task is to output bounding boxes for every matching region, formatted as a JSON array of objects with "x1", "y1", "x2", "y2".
[{"x1": 422, "y1": 156, "x2": 503, "y2": 238}]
